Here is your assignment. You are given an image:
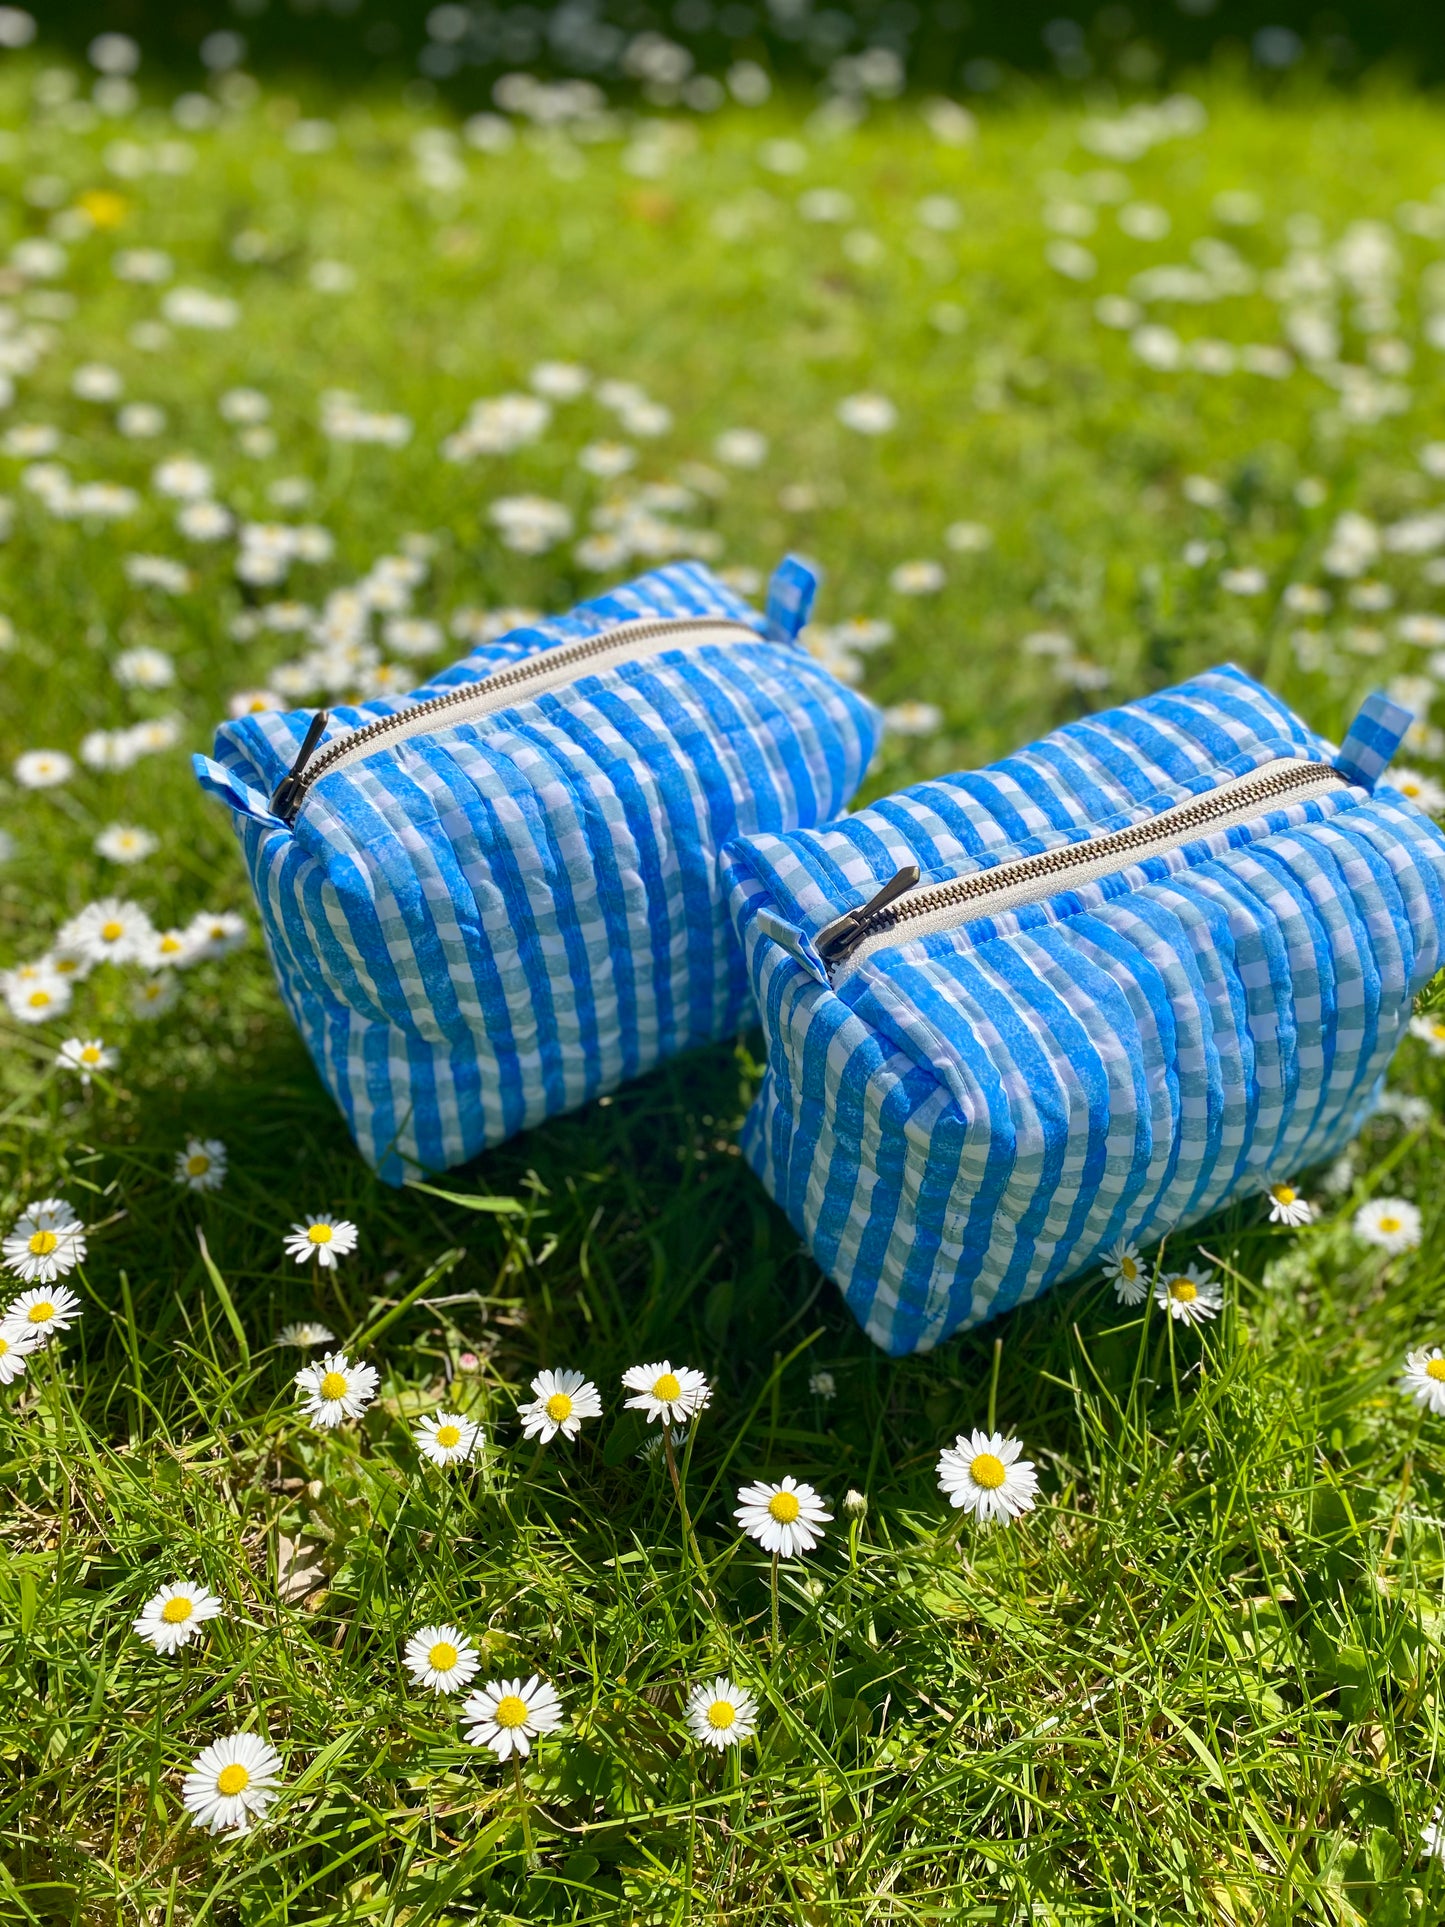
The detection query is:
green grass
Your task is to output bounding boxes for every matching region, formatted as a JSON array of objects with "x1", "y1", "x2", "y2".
[{"x1": 5, "y1": 56, "x2": 1445, "y2": 1924}]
